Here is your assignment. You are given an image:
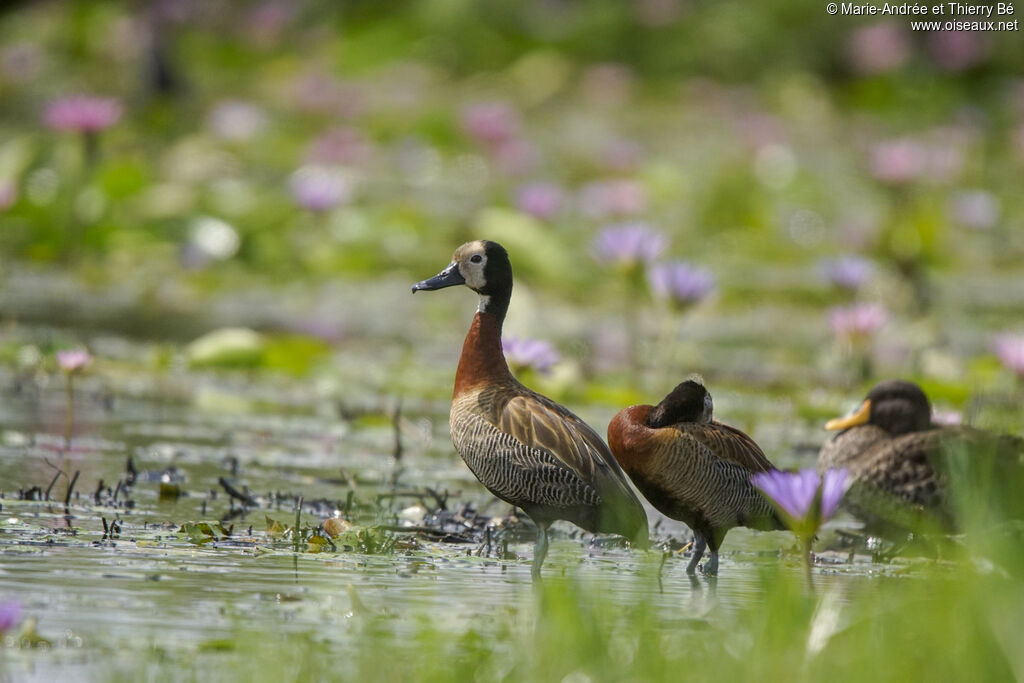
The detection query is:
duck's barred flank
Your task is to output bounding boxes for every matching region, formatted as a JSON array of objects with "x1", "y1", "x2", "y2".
[
  {"x1": 451, "y1": 406, "x2": 601, "y2": 513},
  {"x1": 633, "y1": 433, "x2": 779, "y2": 532}
]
